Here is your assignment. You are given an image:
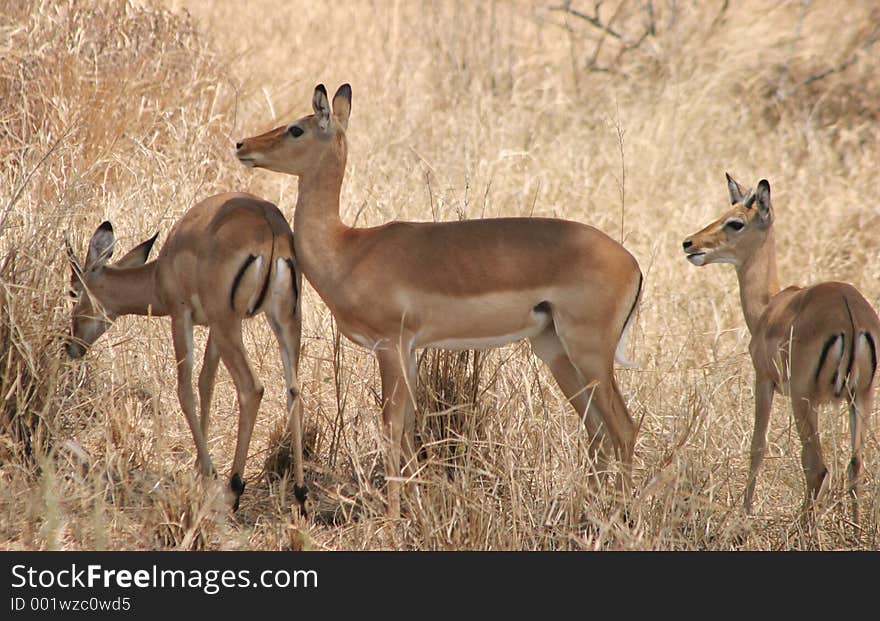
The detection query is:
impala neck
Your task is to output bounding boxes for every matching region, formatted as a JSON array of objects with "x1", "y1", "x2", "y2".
[
  {"x1": 735, "y1": 228, "x2": 780, "y2": 334},
  {"x1": 293, "y1": 148, "x2": 348, "y2": 286},
  {"x1": 100, "y1": 261, "x2": 168, "y2": 318}
]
